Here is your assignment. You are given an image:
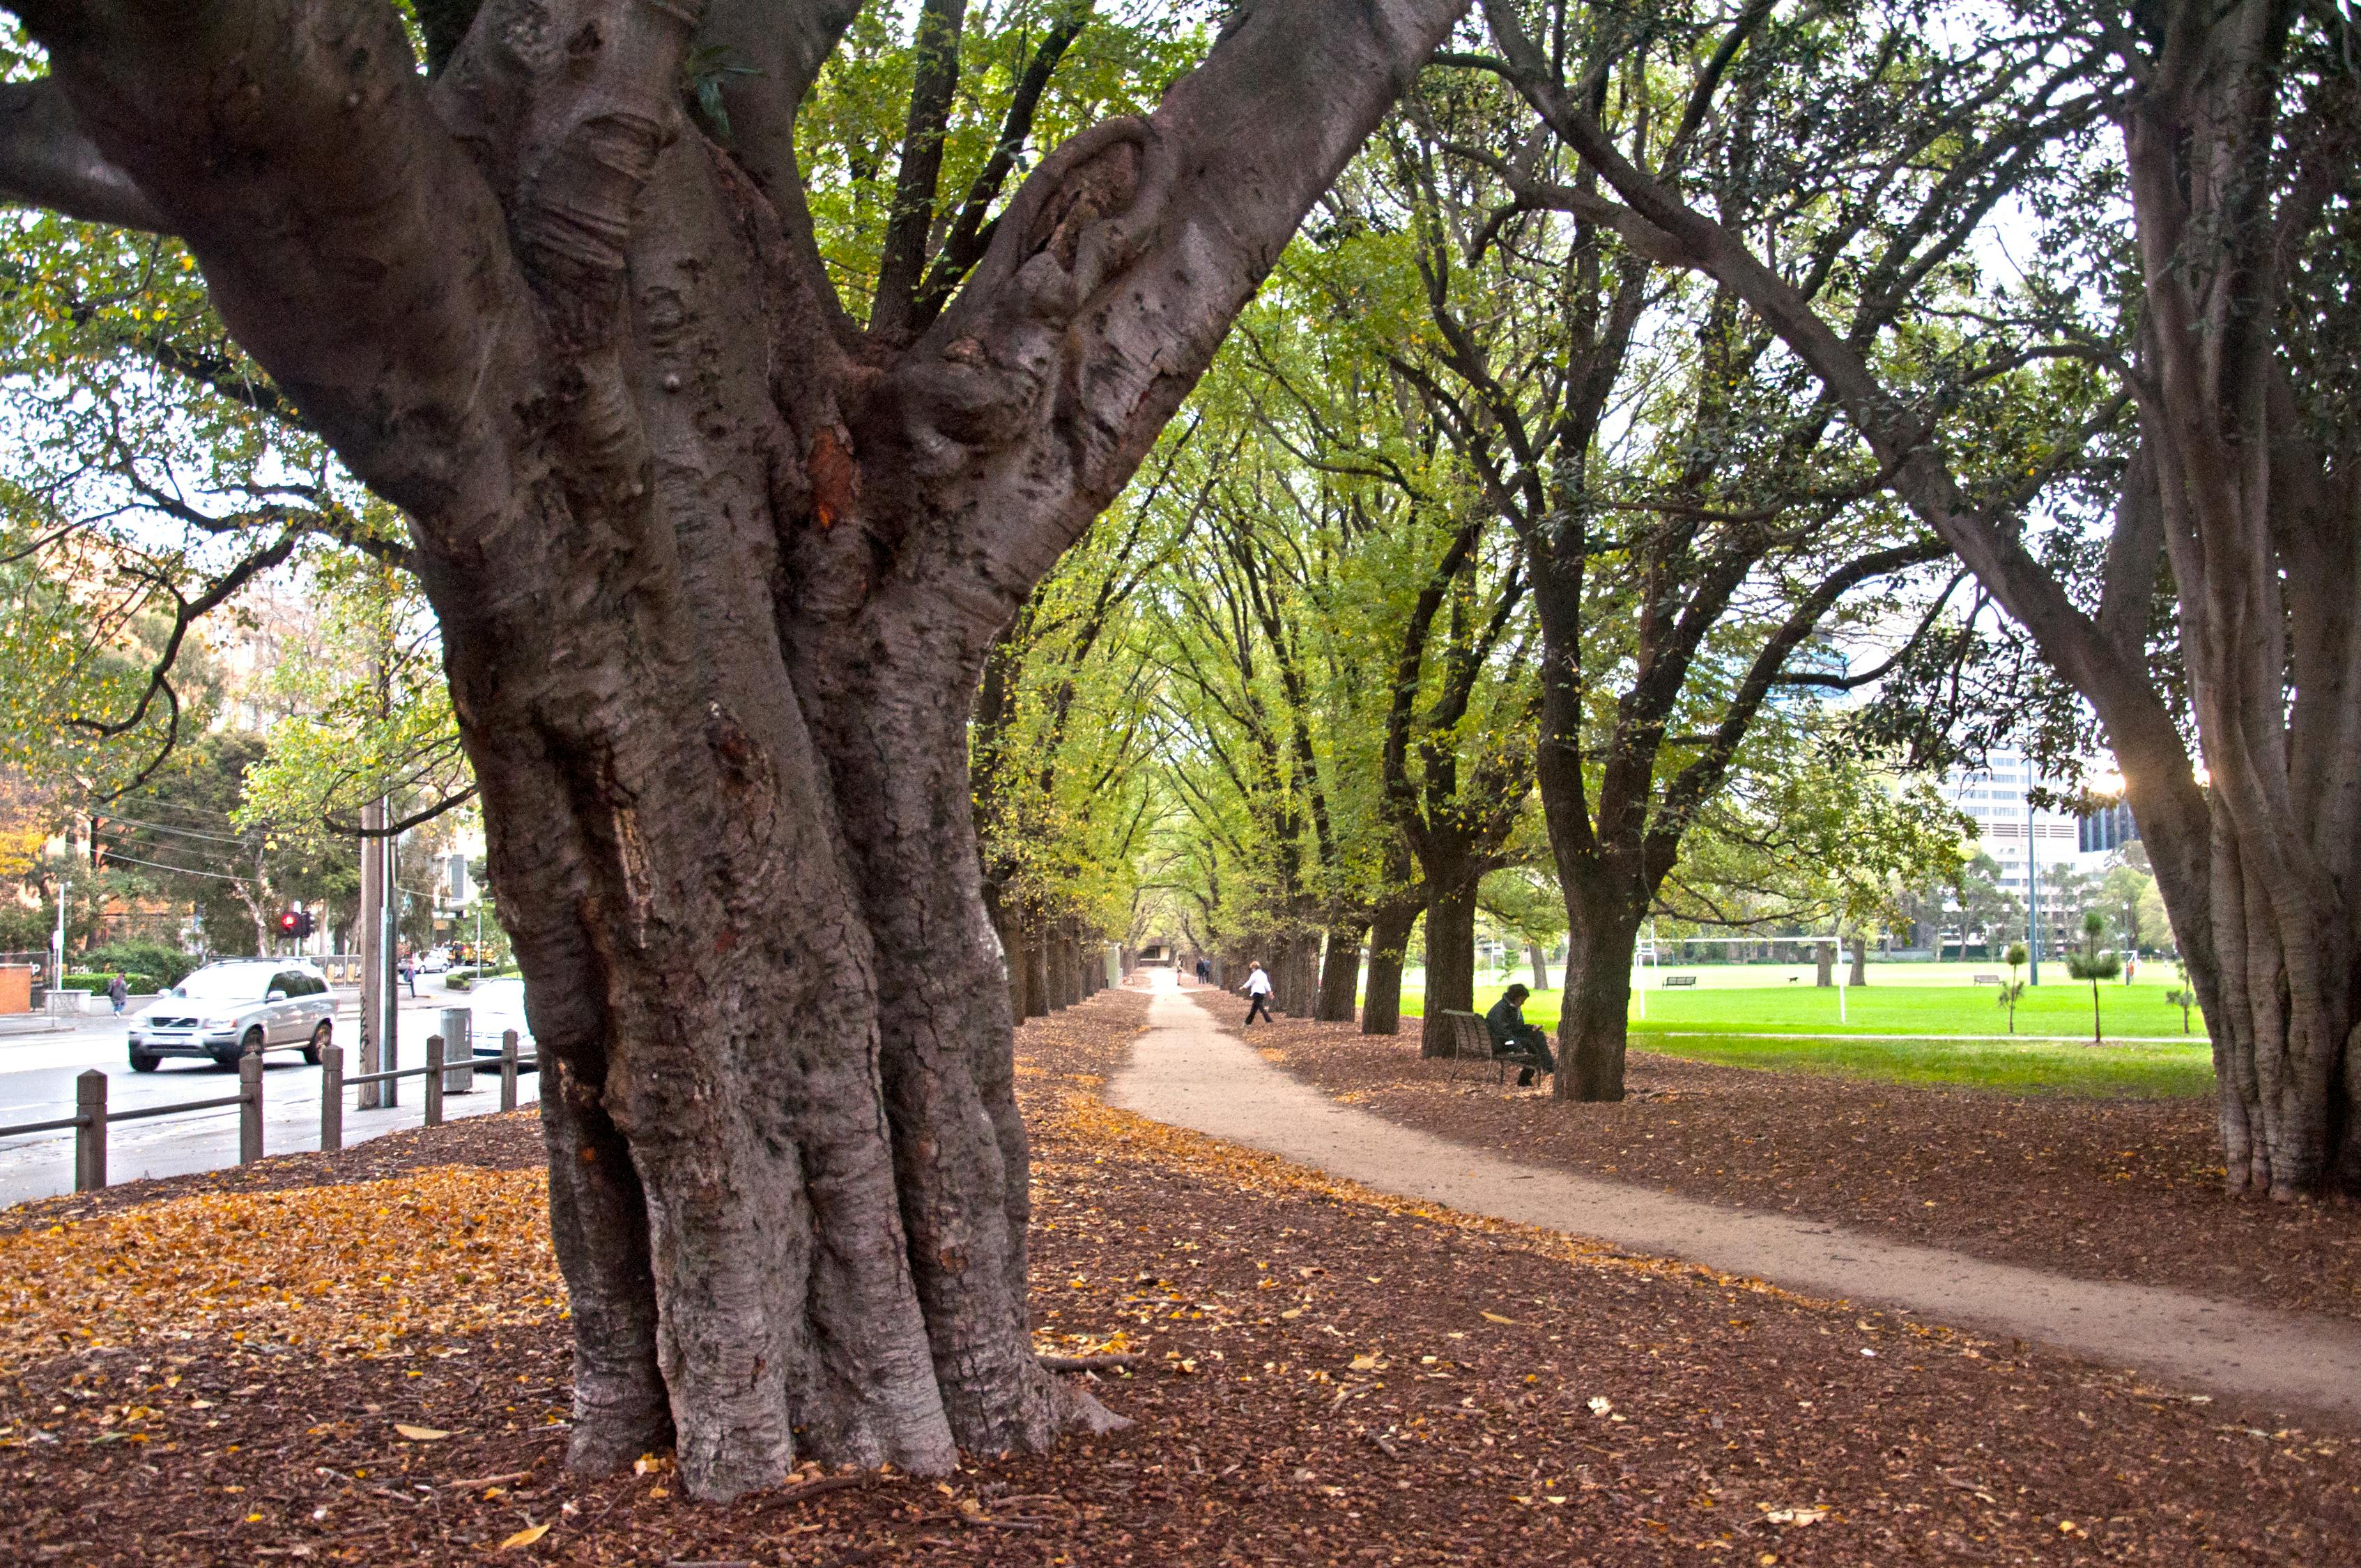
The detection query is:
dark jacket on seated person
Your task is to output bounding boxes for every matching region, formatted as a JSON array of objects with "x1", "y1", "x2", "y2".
[{"x1": 1484, "y1": 994, "x2": 1545, "y2": 1055}]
